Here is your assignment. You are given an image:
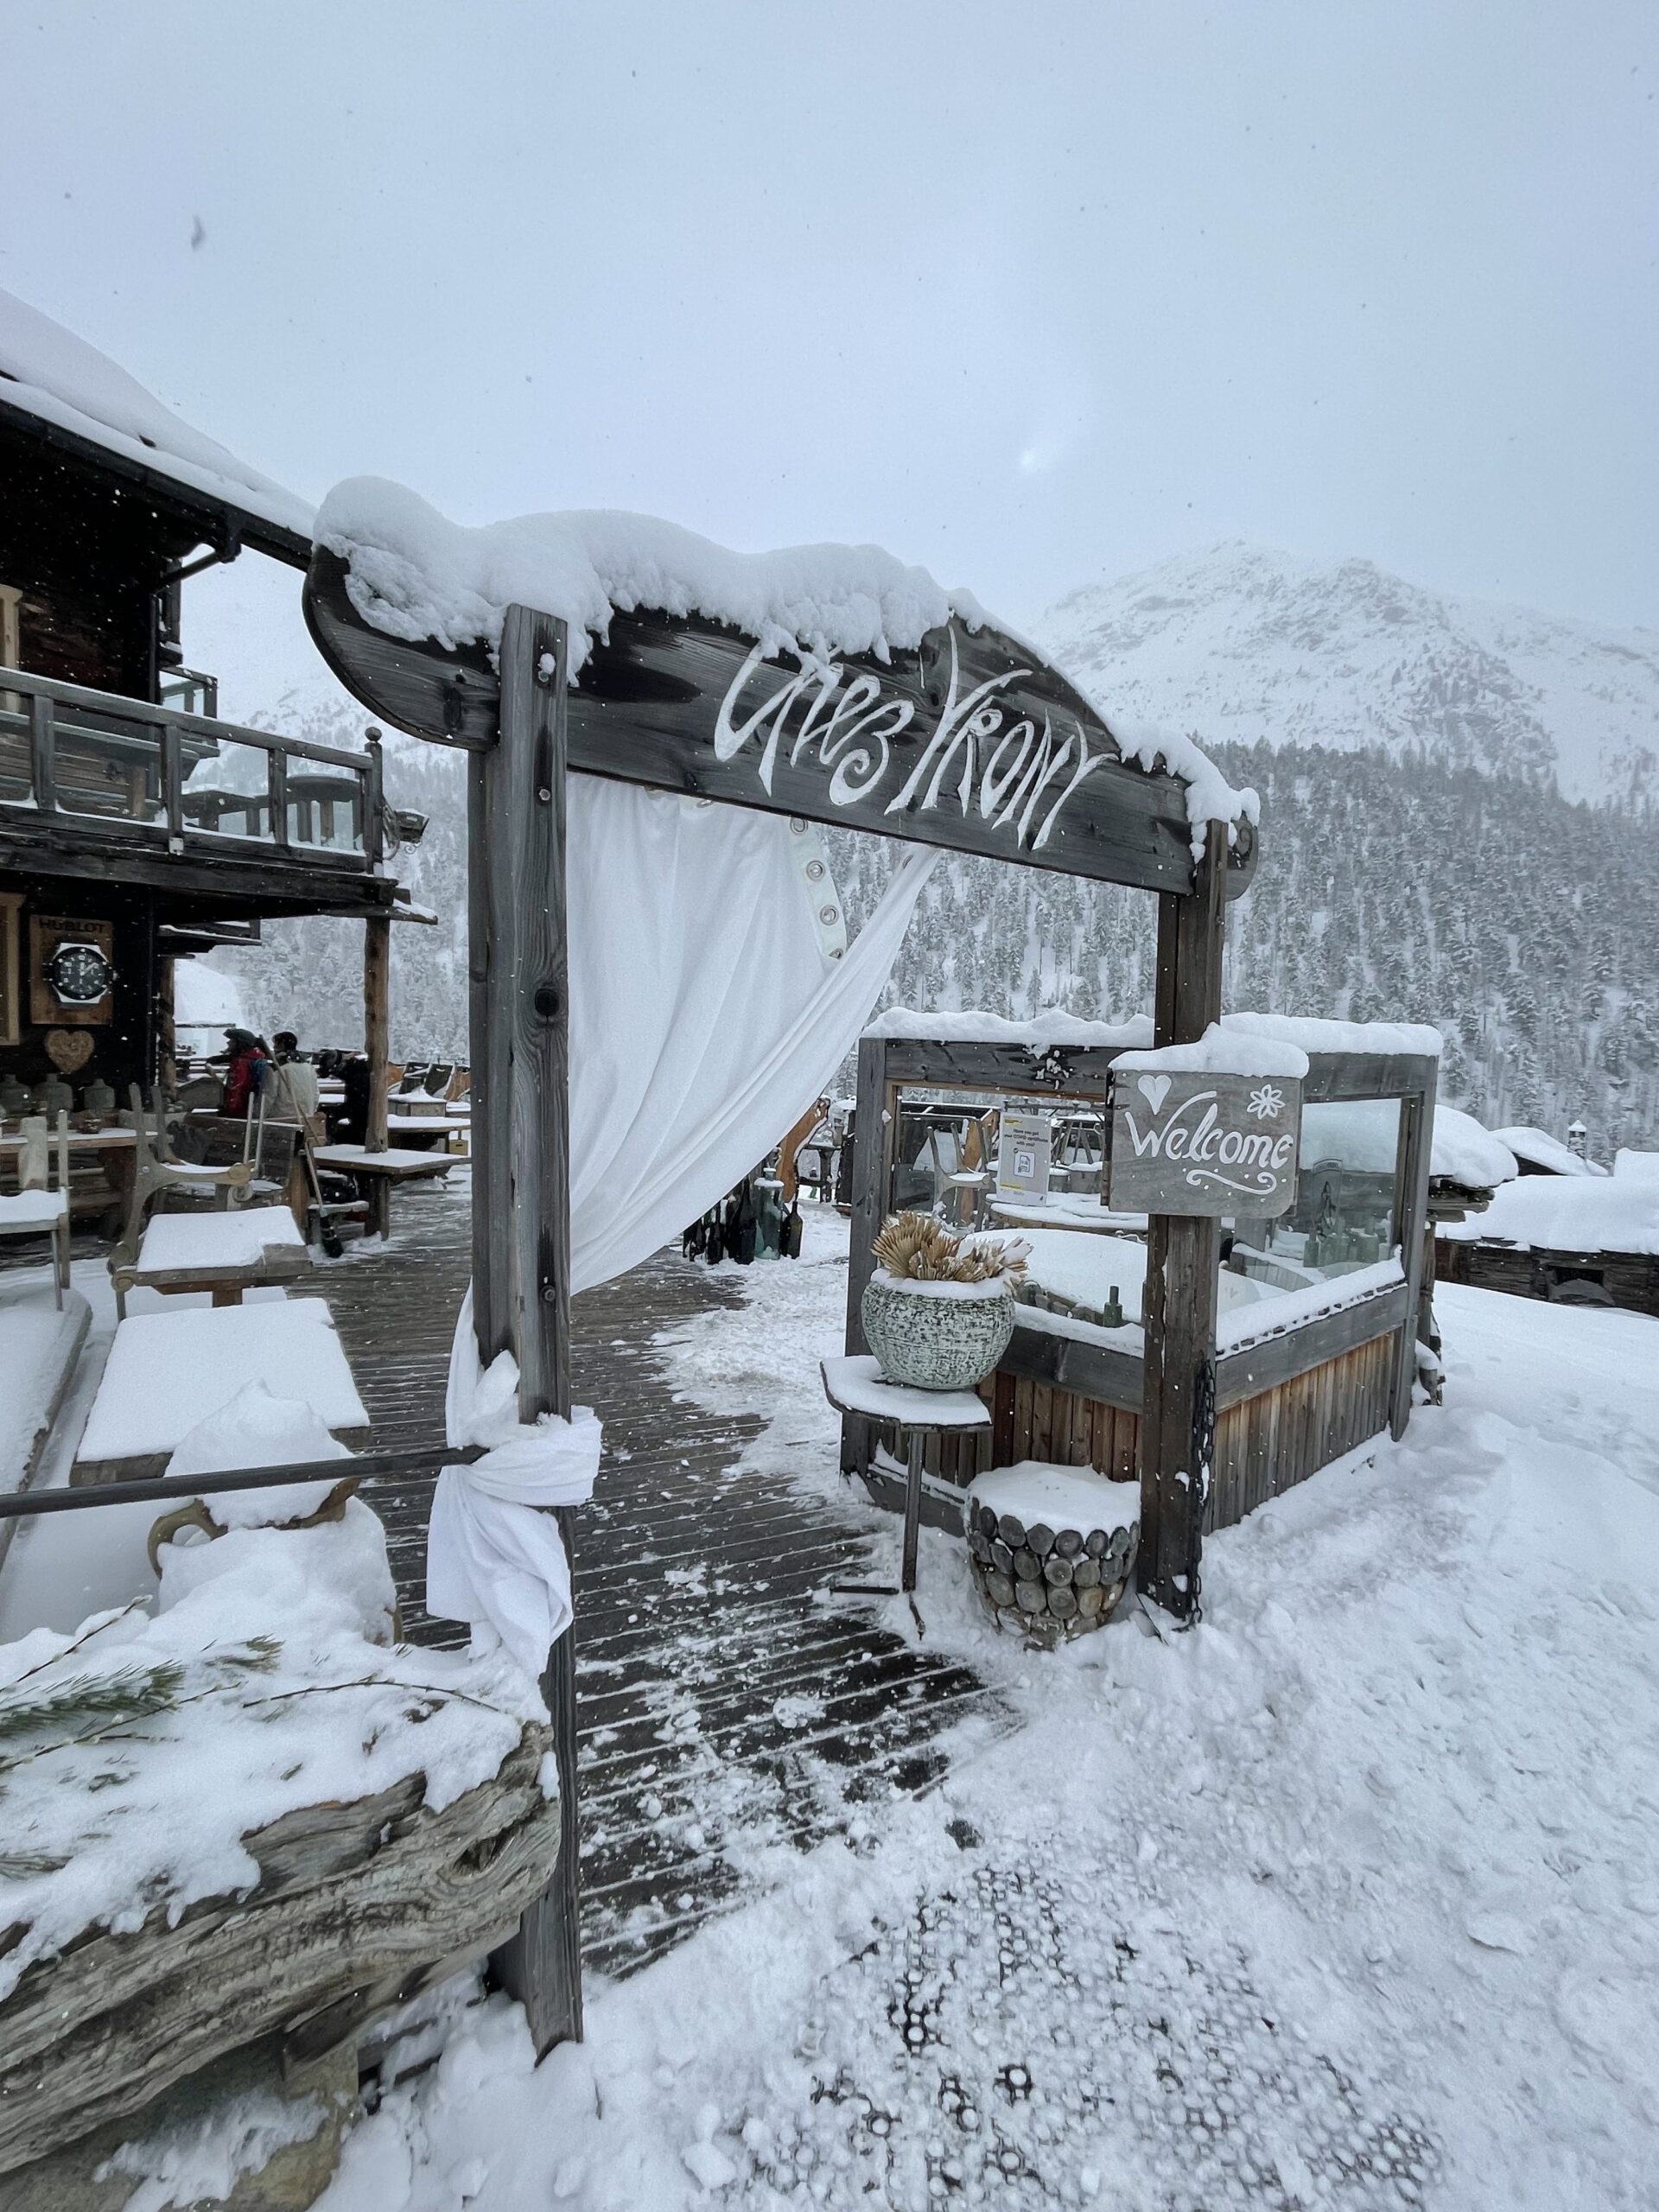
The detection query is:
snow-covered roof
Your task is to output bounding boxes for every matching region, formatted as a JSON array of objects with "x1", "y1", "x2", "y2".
[
  {"x1": 0, "y1": 287, "x2": 313, "y2": 556},
  {"x1": 315, "y1": 476, "x2": 1257, "y2": 840},
  {"x1": 1614, "y1": 1149, "x2": 1659, "y2": 1184},
  {"x1": 1223, "y1": 1013, "x2": 1442, "y2": 1060},
  {"x1": 1493, "y1": 1126, "x2": 1608, "y2": 1179},
  {"x1": 1440, "y1": 1175, "x2": 1659, "y2": 1255},
  {"x1": 1431, "y1": 1108, "x2": 1518, "y2": 1192}
]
